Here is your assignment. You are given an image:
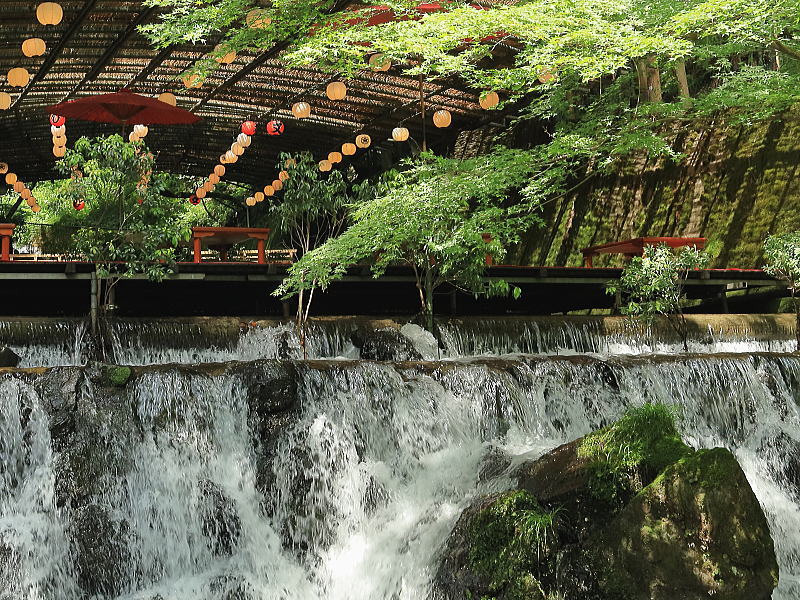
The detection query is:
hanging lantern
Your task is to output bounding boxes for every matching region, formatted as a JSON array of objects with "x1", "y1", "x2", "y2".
[
  {"x1": 479, "y1": 91, "x2": 500, "y2": 109},
  {"x1": 278, "y1": 170, "x2": 290, "y2": 182},
  {"x1": 21, "y1": 189, "x2": 31, "y2": 200},
  {"x1": 319, "y1": 159, "x2": 332, "y2": 172},
  {"x1": 0, "y1": 163, "x2": 7, "y2": 174},
  {"x1": 53, "y1": 134, "x2": 67, "y2": 147},
  {"x1": 241, "y1": 121, "x2": 257, "y2": 136},
  {"x1": 51, "y1": 125, "x2": 65, "y2": 136},
  {"x1": 538, "y1": 69, "x2": 556, "y2": 84},
  {"x1": 134, "y1": 124, "x2": 149, "y2": 137},
  {"x1": 237, "y1": 133, "x2": 252, "y2": 147},
  {"x1": 36, "y1": 2, "x2": 63, "y2": 25},
  {"x1": 342, "y1": 142, "x2": 356, "y2": 156},
  {"x1": 25, "y1": 197, "x2": 35, "y2": 207},
  {"x1": 203, "y1": 180, "x2": 214, "y2": 192},
  {"x1": 5, "y1": 173, "x2": 17, "y2": 185},
  {"x1": 7, "y1": 68, "x2": 30, "y2": 88},
  {"x1": 246, "y1": 9, "x2": 272, "y2": 29},
  {"x1": 231, "y1": 142, "x2": 245, "y2": 156},
  {"x1": 53, "y1": 145, "x2": 66, "y2": 157},
  {"x1": 284, "y1": 158, "x2": 297, "y2": 169},
  {"x1": 254, "y1": 191, "x2": 265, "y2": 202},
  {"x1": 158, "y1": 92, "x2": 177, "y2": 106},
  {"x1": 368, "y1": 53, "x2": 391, "y2": 72},
  {"x1": 292, "y1": 102, "x2": 311, "y2": 119},
  {"x1": 31, "y1": 204, "x2": 41, "y2": 213},
  {"x1": 214, "y1": 44, "x2": 237, "y2": 65},
  {"x1": 22, "y1": 38, "x2": 47, "y2": 58},
  {"x1": 214, "y1": 164, "x2": 226, "y2": 177},
  {"x1": 392, "y1": 127, "x2": 409, "y2": 142},
  {"x1": 195, "y1": 188, "x2": 207, "y2": 199},
  {"x1": 326, "y1": 81, "x2": 347, "y2": 101},
  {"x1": 0, "y1": 93, "x2": 11, "y2": 111},
  {"x1": 245, "y1": 197, "x2": 256, "y2": 207},
  {"x1": 356, "y1": 134, "x2": 371, "y2": 149},
  {"x1": 220, "y1": 154, "x2": 229, "y2": 164},
  {"x1": 49, "y1": 114, "x2": 66, "y2": 127},
  {"x1": 128, "y1": 132, "x2": 140, "y2": 143},
  {"x1": 266, "y1": 120, "x2": 285, "y2": 136},
  {"x1": 264, "y1": 185, "x2": 275, "y2": 196},
  {"x1": 224, "y1": 150, "x2": 236, "y2": 162},
  {"x1": 433, "y1": 109, "x2": 452, "y2": 128},
  {"x1": 13, "y1": 181, "x2": 24, "y2": 194},
  {"x1": 73, "y1": 199, "x2": 85, "y2": 210},
  {"x1": 182, "y1": 73, "x2": 204, "y2": 89},
  {"x1": 328, "y1": 151, "x2": 342, "y2": 164},
  {"x1": 208, "y1": 173, "x2": 220, "y2": 185},
  {"x1": 272, "y1": 179, "x2": 283, "y2": 191}
]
